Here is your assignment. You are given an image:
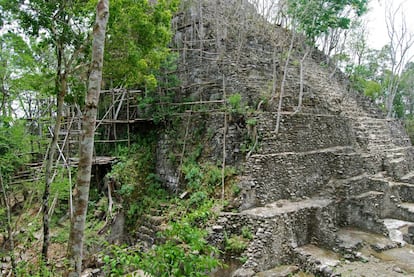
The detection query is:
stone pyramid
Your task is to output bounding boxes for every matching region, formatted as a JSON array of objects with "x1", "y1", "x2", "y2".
[{"x1": 163, "y1": 0, "x2": 414, "y2": 275}]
